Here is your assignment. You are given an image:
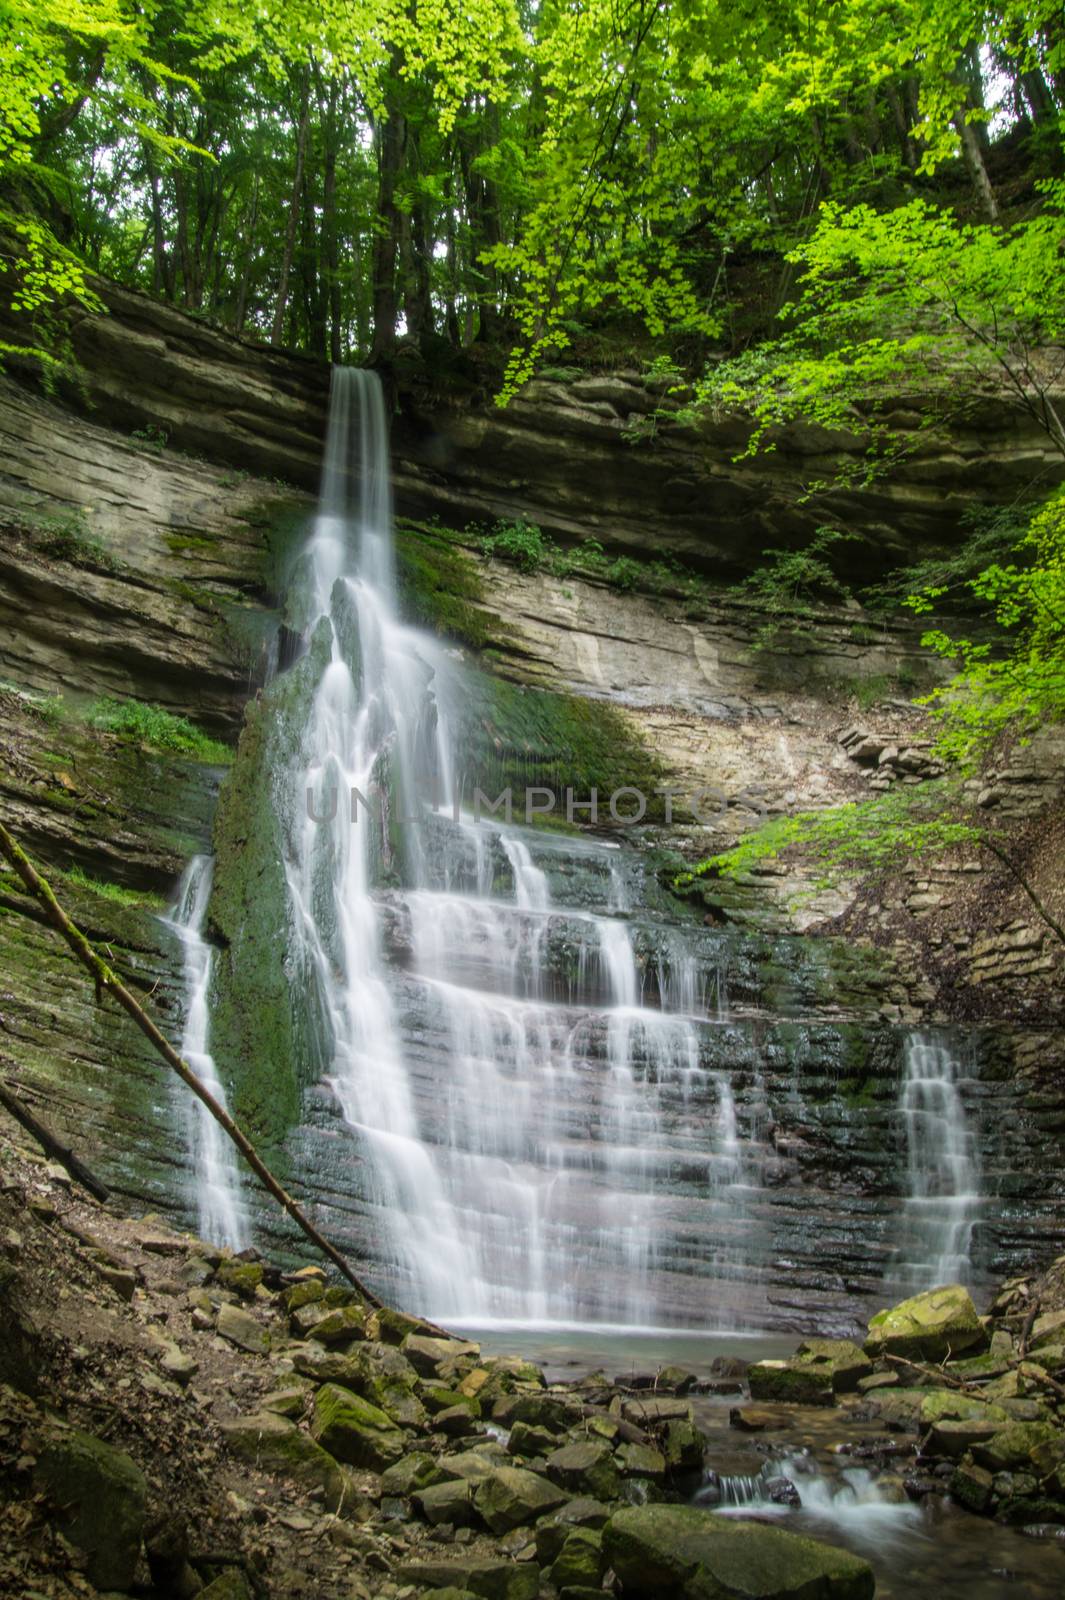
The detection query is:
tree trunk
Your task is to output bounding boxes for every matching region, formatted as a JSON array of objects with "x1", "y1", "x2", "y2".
[
  {"x1": 953, "y1": 108, "x2": 999, "y2": 221},
  {"x1": 370, "y1": 105, "x2": 406, "y2": 362},
  {"x1": 272, "y1": 72, "x2": 311, "y2": 348}
]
